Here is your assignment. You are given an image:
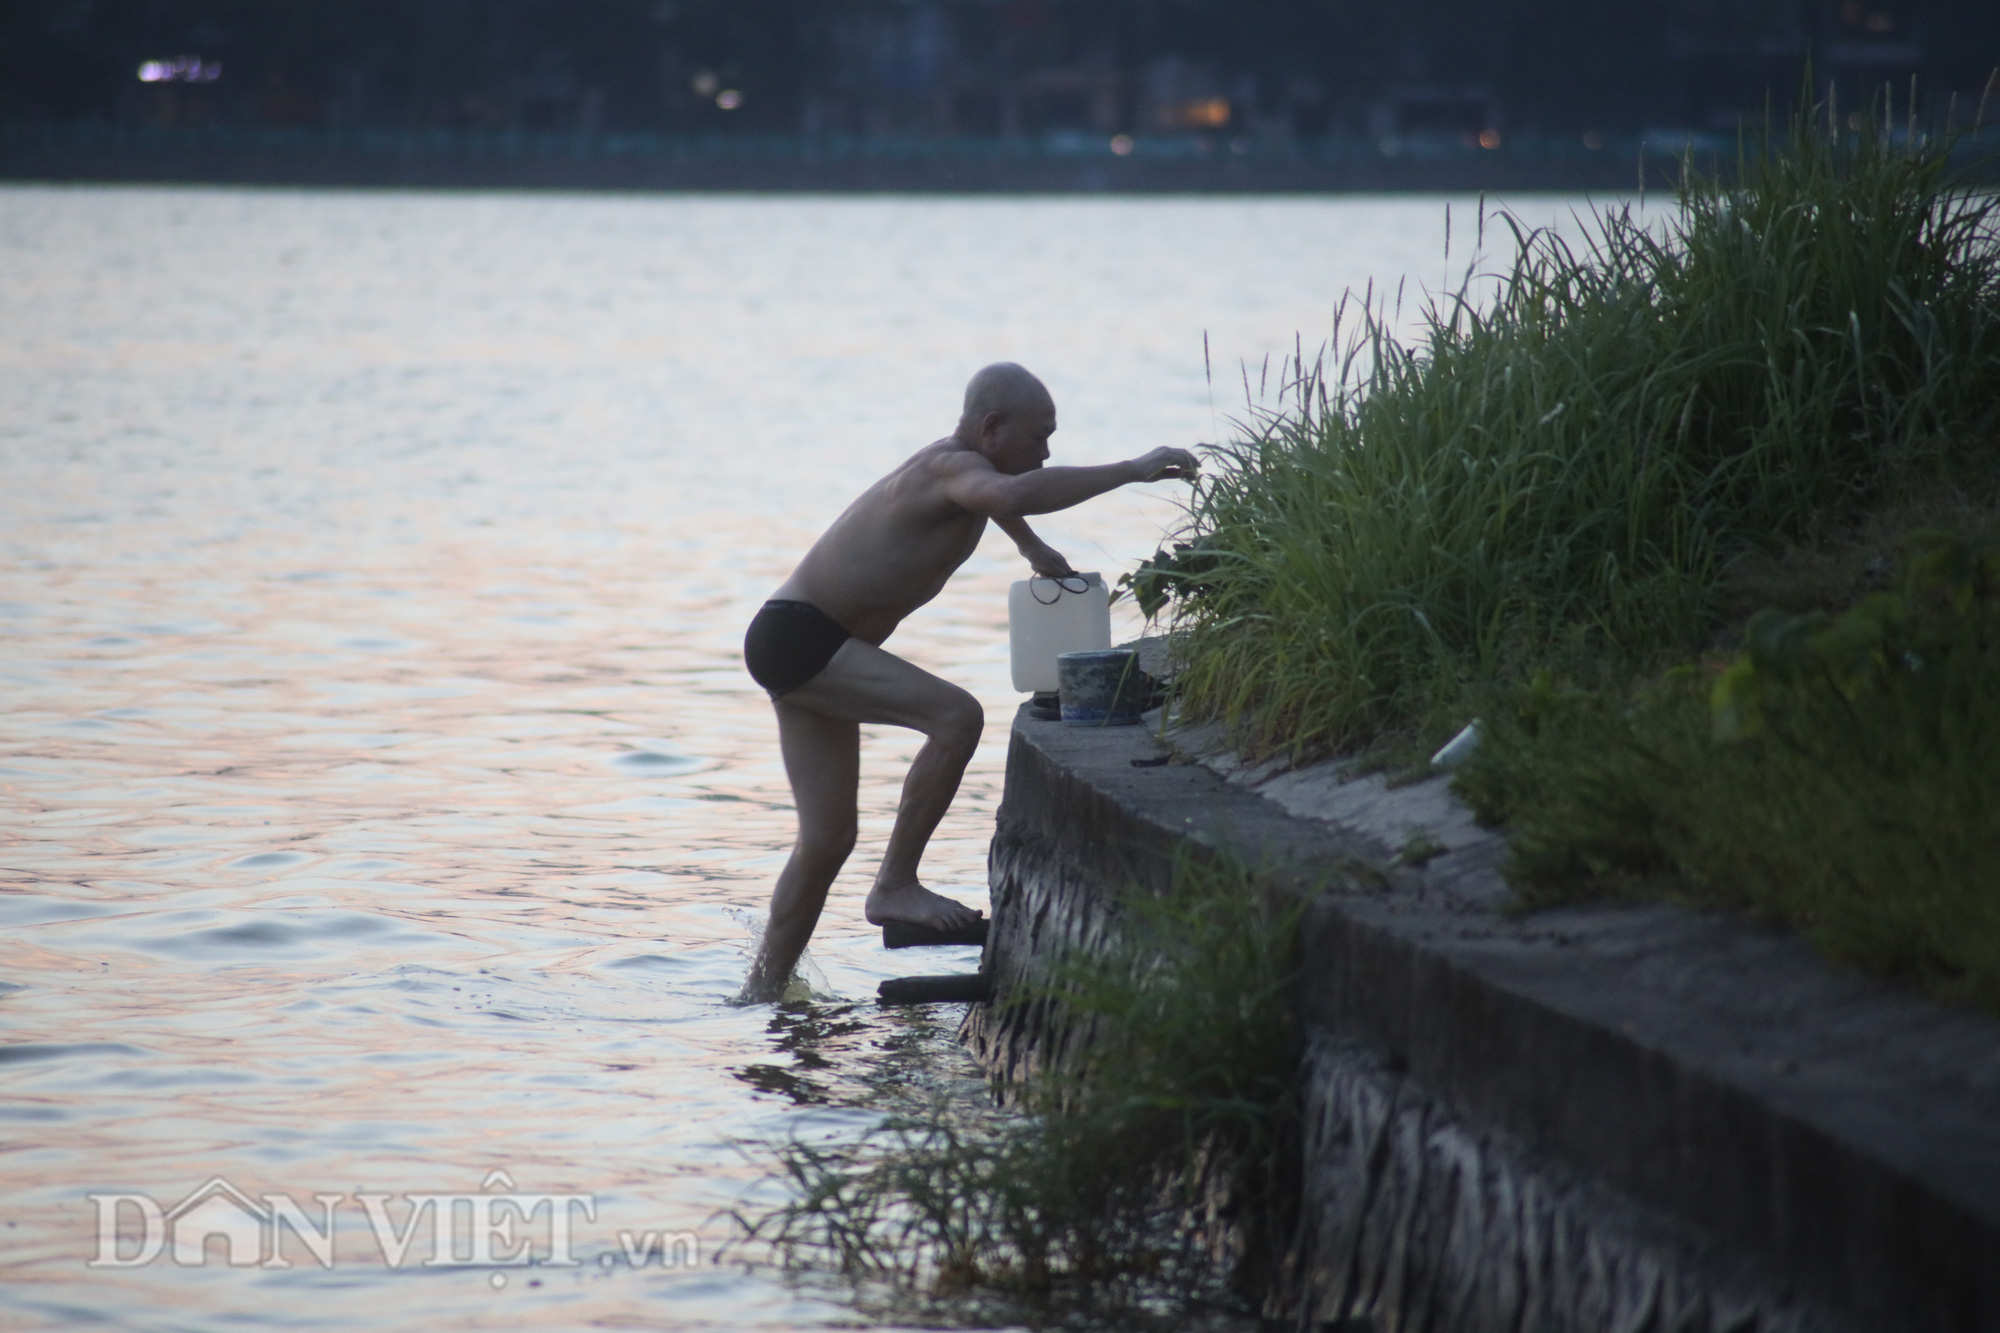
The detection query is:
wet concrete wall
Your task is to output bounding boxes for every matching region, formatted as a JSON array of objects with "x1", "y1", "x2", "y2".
[{"x1": 965, "y1": 706, "x2": 2000, "y2": 1333}]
